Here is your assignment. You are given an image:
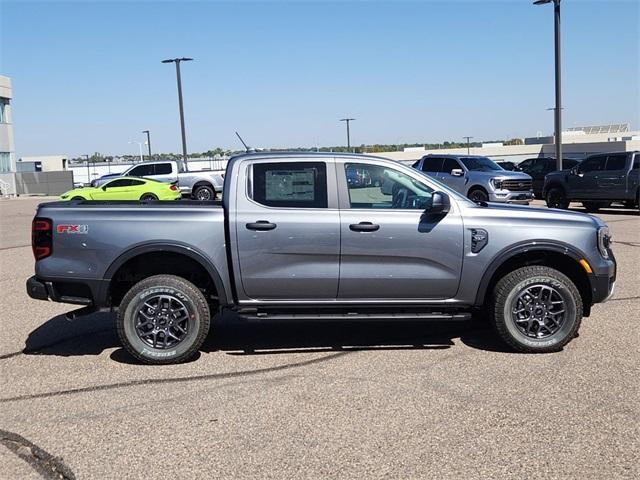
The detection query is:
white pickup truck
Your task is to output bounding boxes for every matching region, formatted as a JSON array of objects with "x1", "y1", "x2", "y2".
[{"x1": 93, "y1": 160, "x2": 225, "y2": 200}]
